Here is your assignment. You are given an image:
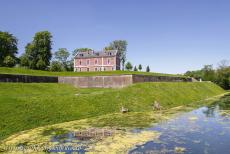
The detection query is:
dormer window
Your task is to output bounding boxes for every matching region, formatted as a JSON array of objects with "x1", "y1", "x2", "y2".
[{"x1": 109, "y1": 52, "x2": 112, "y2": 56}]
